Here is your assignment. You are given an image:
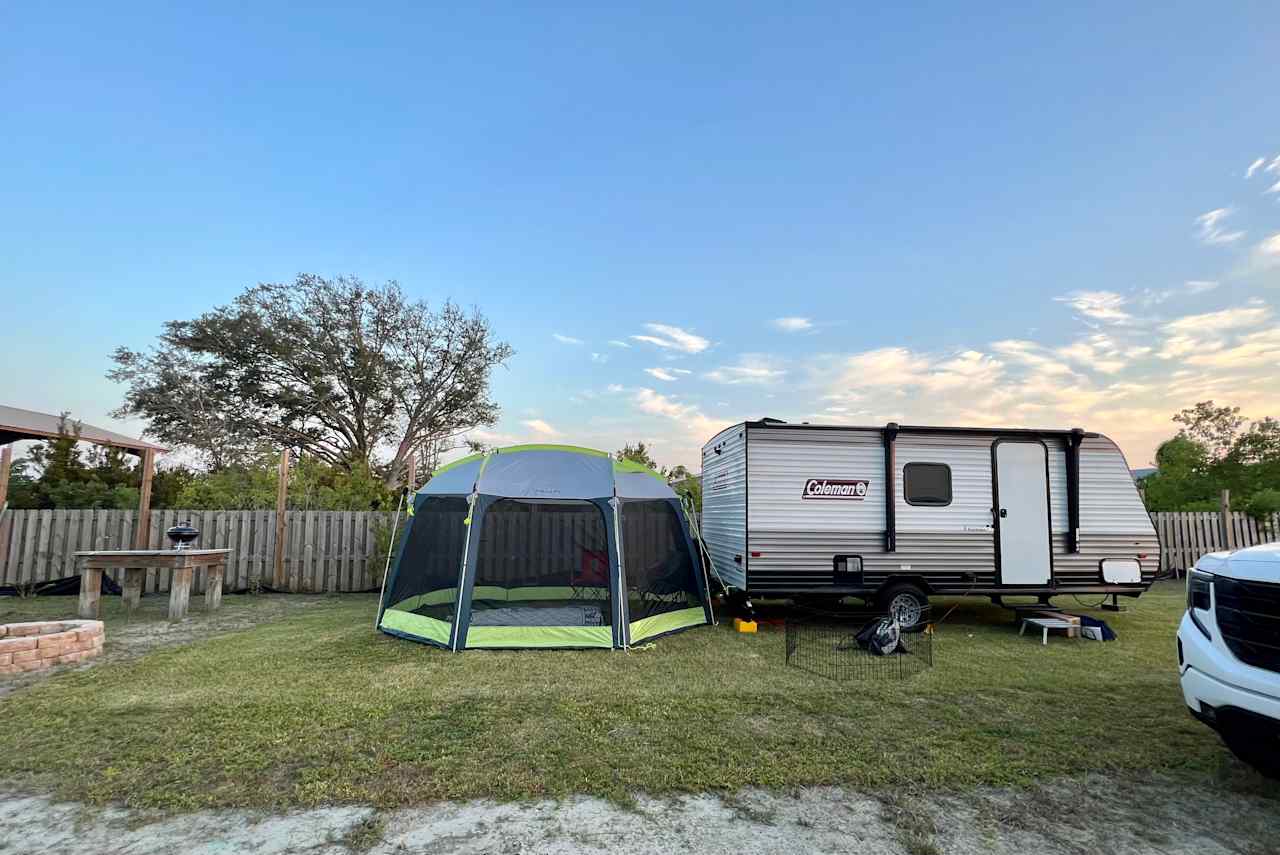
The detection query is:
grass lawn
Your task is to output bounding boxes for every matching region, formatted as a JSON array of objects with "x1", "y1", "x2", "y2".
[{"x1": 0, "y1": 581, "x2": 1274, "y2": 810}]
